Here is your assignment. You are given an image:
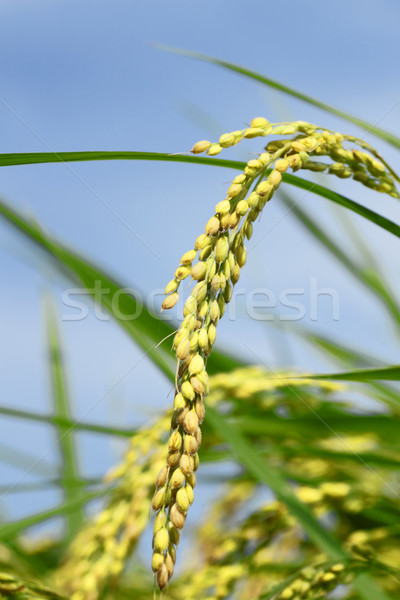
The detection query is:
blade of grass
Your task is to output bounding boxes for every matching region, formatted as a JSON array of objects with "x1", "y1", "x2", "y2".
[
  {"x1": 1, "y1": 156, "x2": 398, "y2": 239},
  {"x1": 238, "y1": 414, "x2": 400, "y2": 442},
  {"x1": 293, "y1": 365, "x2": 400, "y2": 382},
  {"x1": 0, "y1": 405, "x2": 136, "y2": 437},
  {"x1": 286, "y1": 325, "x2": 400, "y2": 411},
  {"x1": 206, "y1": 406, "x2": 390, "y2": 600},
  {"x1": 44, "y1": 297, "x2": 84, "y2": 539},
  {"x1": 0, "y1": 151, "x2": 245, "y2": 169},
  {"x1": 154, "y1": 44, "x2": 400, "y2": 150}
]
